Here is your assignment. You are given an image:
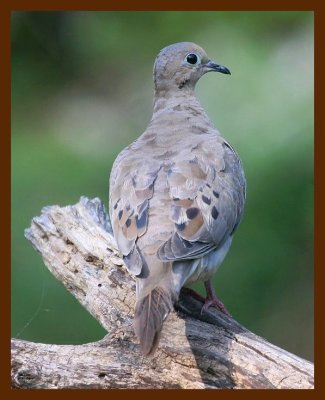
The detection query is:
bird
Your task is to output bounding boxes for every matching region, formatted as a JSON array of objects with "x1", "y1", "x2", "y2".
[{"x1": 109, "y1": 42, "x2": 246, "y2": 356}]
